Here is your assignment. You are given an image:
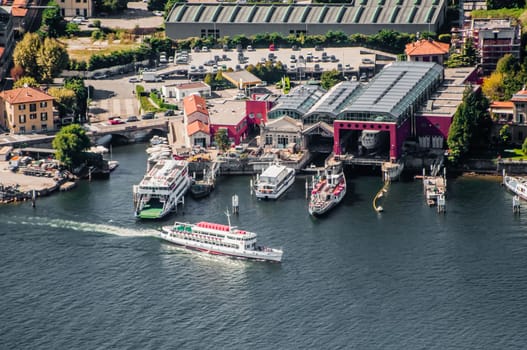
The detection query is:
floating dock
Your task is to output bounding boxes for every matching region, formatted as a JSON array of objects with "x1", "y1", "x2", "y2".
[{"x1": 422, "y1": 168, "x2": 447, "y2": 210}]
